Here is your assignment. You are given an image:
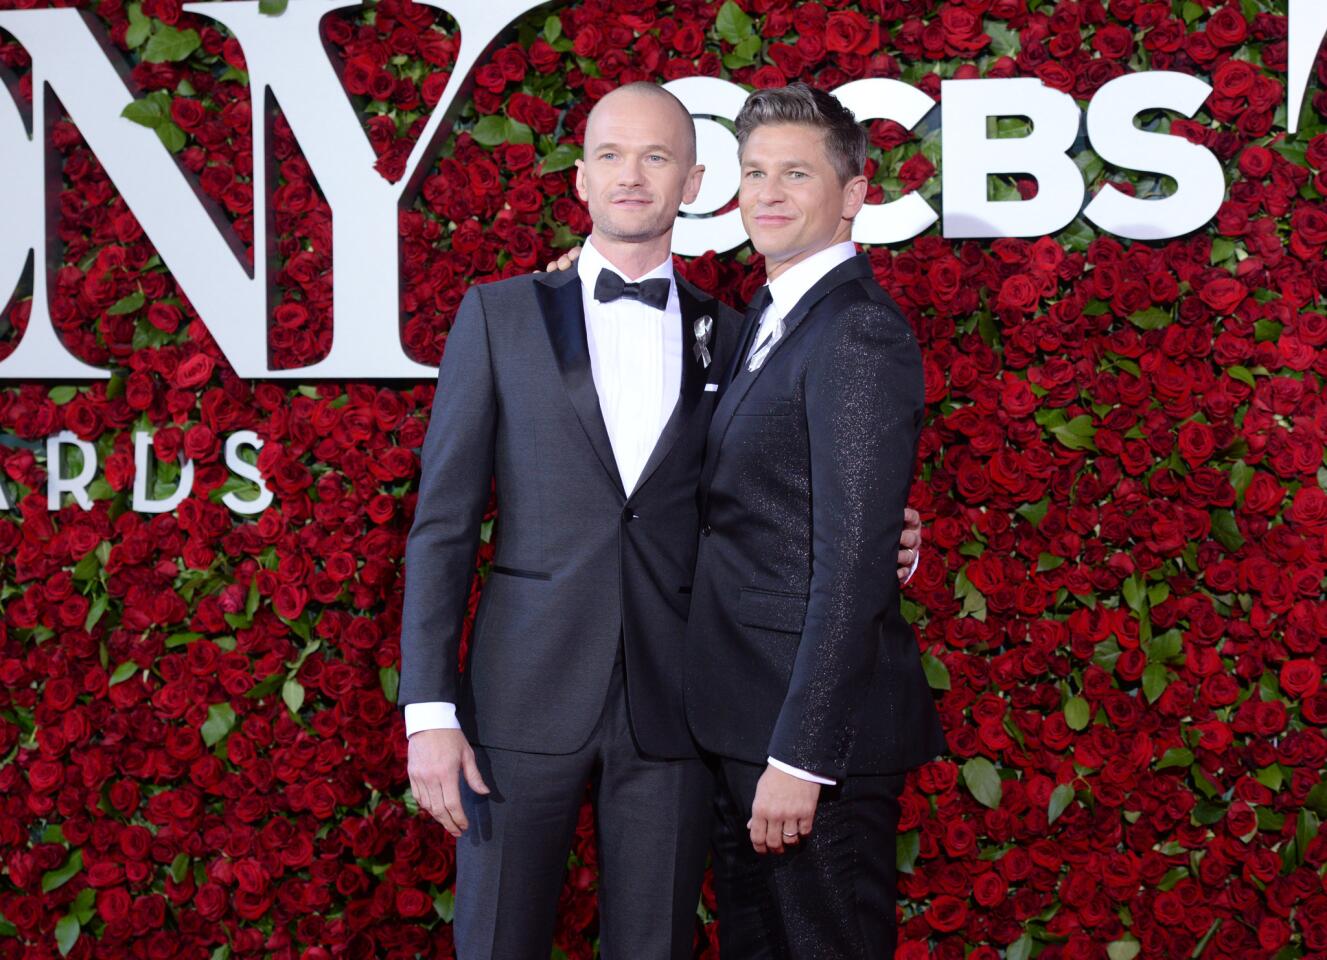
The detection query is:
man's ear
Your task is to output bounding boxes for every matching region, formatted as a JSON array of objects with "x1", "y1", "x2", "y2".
[
  {"x1": 841, "y1": 173, "x2": 868, "y2": 221},
  {"x1": 574, "y1": 158, "x2": 589, "y2": 203},
  {"x1": 682, "y1": 163, "x2": 706, "y2": 206}
]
